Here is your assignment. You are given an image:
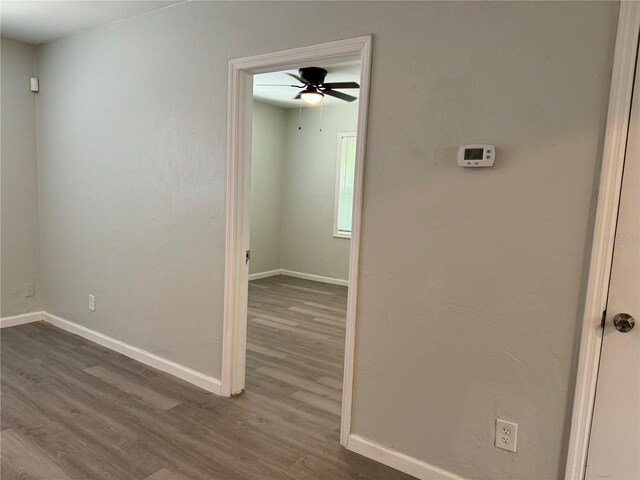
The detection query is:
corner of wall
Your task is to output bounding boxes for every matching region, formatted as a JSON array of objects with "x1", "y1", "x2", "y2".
[{"x1": 34, "y1": 40, "x2": 45, "y2": 316}]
